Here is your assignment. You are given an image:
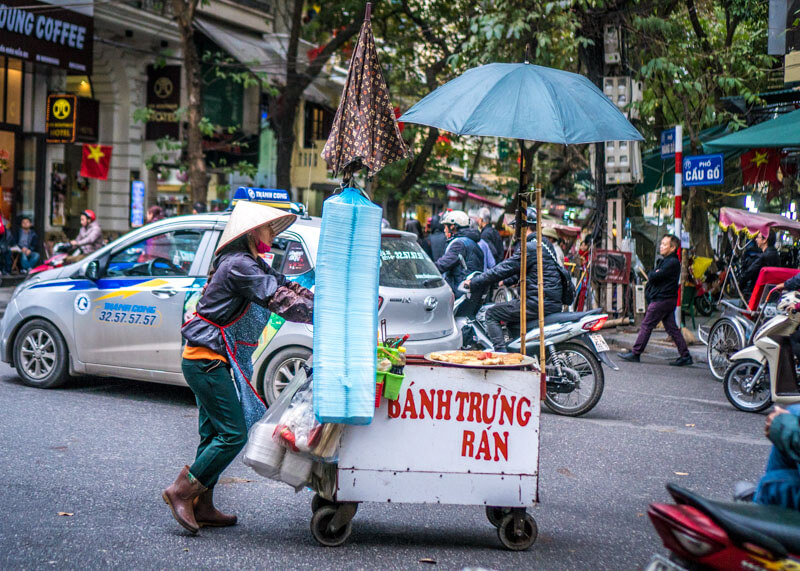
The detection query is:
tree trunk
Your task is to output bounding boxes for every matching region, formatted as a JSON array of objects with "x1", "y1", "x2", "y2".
[
  {"x1": 172, "y1": 0, "x2": 208, "y2": 205},
  {"x1": 274, "y1": 93, "x2": 301, "y2": 196},
  {"x1": 687, "y1": 187, "x2": 713, "y2": 257}
]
